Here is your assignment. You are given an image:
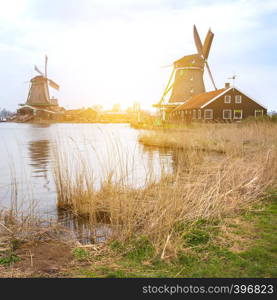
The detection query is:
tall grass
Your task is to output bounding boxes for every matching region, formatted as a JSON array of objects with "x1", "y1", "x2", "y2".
[
  {"x1": 52, "y1": 122, "x2": 277, "y2": 255},
  {"x1": 139, "y1": 122, "x2": 277, "y2": 155}
]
